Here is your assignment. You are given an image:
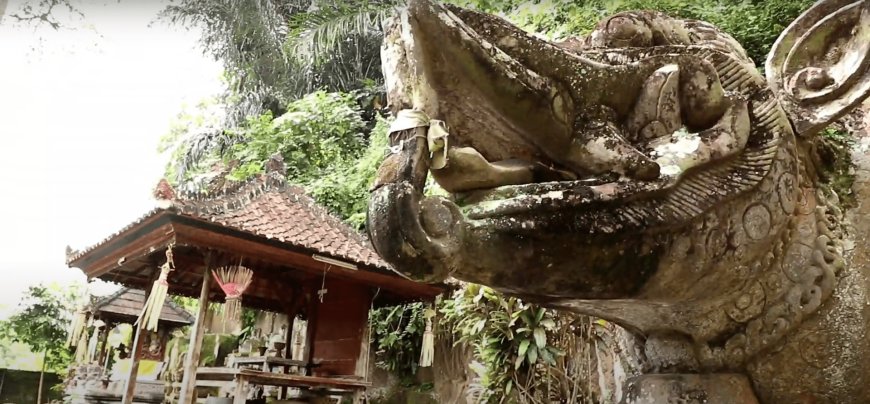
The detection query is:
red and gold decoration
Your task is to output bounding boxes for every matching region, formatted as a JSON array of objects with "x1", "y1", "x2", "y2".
[{"x1": 212, "y1": 262, "x2": 254, "y2": 327}]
